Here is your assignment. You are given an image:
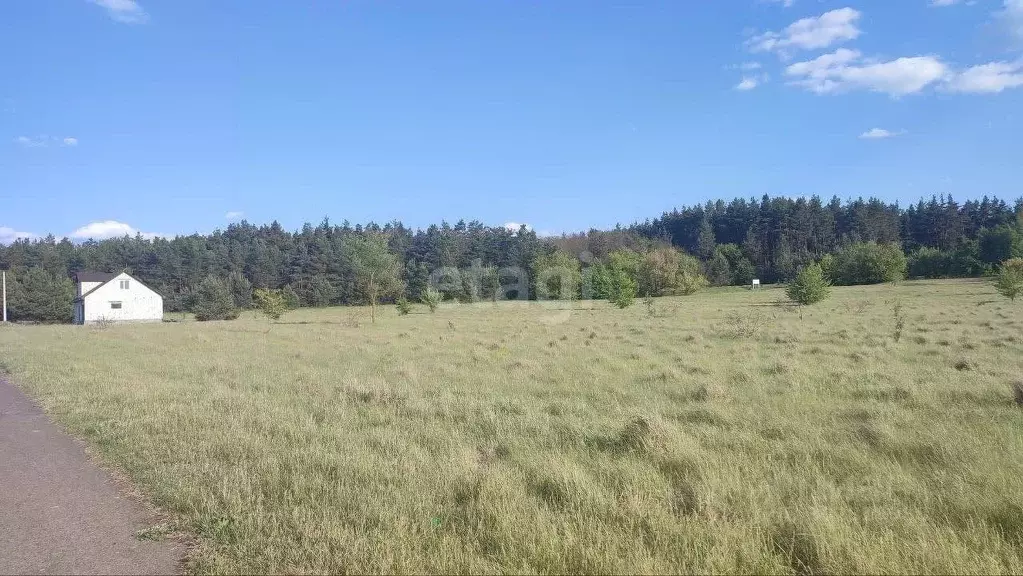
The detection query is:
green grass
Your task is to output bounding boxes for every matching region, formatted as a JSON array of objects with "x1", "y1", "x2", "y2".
[{"x1": 2, "y1": 279, "x2": 1022, "y2": 574}]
